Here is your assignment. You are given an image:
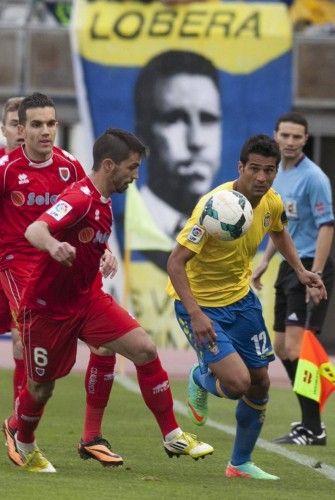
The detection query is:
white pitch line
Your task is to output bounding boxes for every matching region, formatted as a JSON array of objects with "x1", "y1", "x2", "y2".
[{"x1": 116, "y1": 374, "x2": 335, "y2": 482}]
